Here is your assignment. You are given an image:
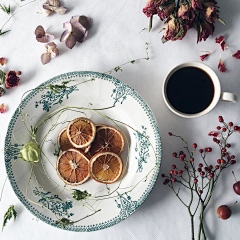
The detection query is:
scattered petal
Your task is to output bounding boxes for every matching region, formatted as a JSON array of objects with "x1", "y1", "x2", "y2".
[
  {"x1": 5, "y1": 71, "x2": 20, "y2": 88},
  {"x1": 0, "y1": 103, "x2": 6, "y2": 113},
  {"x1": 16, "y1": 71, "x2": 21, "y2": 75},
  {"x1": 0, "y1": 57, "x2": 7, "y2": 66},
  {"x1": 41, "y1": 53, "x2": 51, "y2": 65},
  {"x1": 35, "y1": 25, "x2": 54, "y2": 43},
  {"x1": 208, "y1": 131, "x2": 218, "y2": 137},
  {"x1": 71, "y1": 22, "x2": 87, "y2": 42},
  {"x1": 218, "y1": 58, "x2": 227, "y2": 72},
  {"x1": 54, "y1": 6, "x2": 67, "y2": 15},
  {"x1": 232, "y1": 50, "x2": 240, "y2": 59},
  {"x1": 65, "y1": 34, "x2": 77, "y2": 49},
  {"x1": 200, "y1": 53, "x2": 210, "y2": 61},
  {"x1": 78, "y1": 16, "x2": 92, "y2": 30},
  {"x1": 42, "y1": 8, "x2": 52, "y2": 17},
  {"x1": 215, "y1": 35, "x2": 227, "y2": 51}
]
